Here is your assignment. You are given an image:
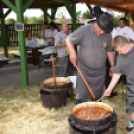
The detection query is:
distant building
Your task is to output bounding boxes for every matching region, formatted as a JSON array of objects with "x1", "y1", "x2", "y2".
[{"x1": 79, "y1": 19, "x2": 93, "y2": 24}]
